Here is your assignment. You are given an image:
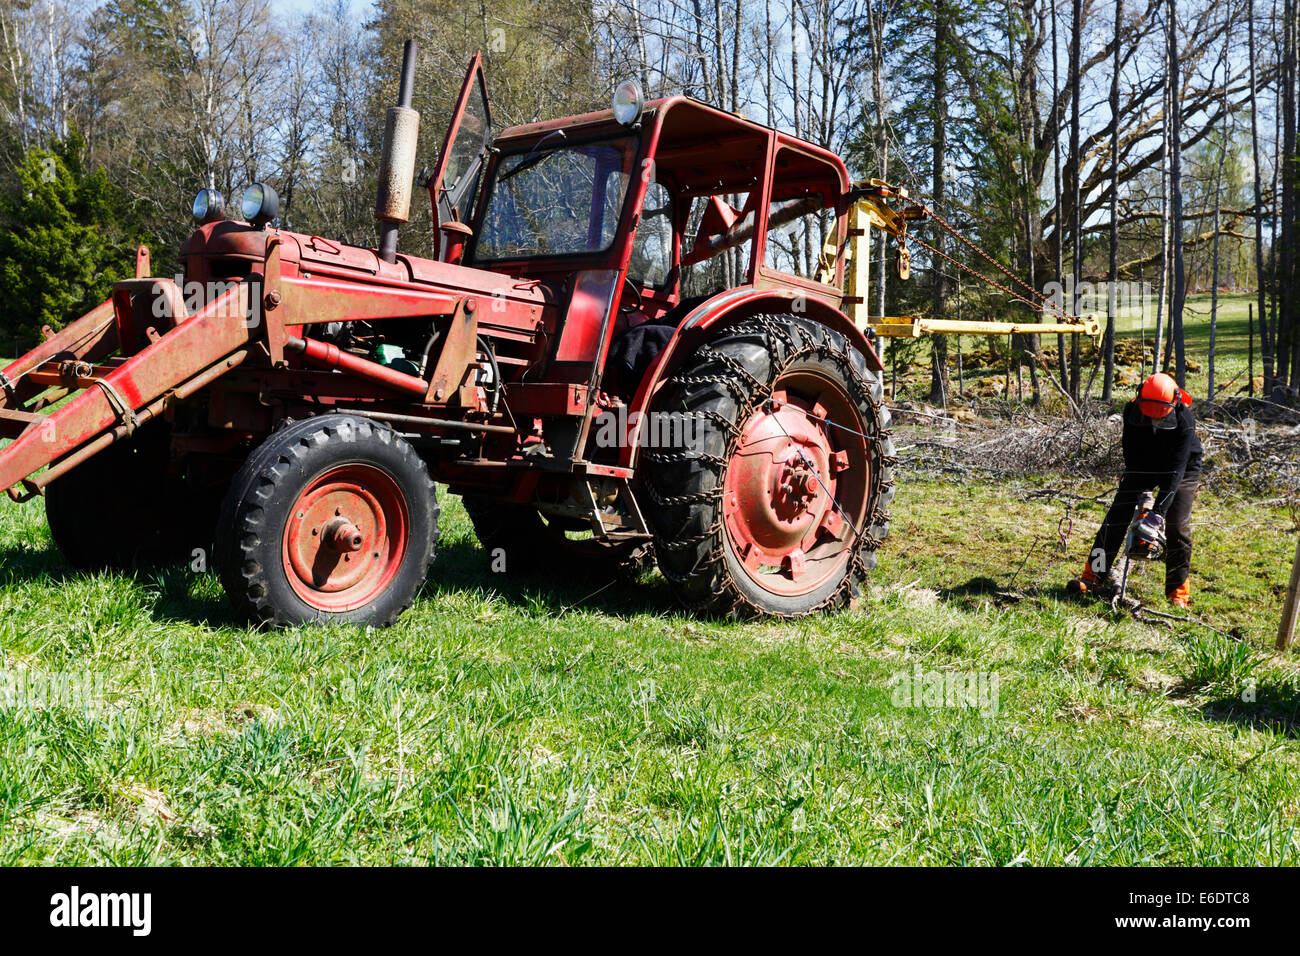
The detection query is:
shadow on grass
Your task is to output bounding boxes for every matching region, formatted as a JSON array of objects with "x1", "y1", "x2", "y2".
[
  {"x1": 420, "y1": 535, "x2": 679, "y2": 619},
  {"x1": 0, "y1": 541, "x2": 68, "y2": 583},
  {"x1": 147, "y1": 567, "x2": 240, "y2": 628},
  {"x1": 0, "y1": 543, "x2": 240, "y2": 628},
  {"x1": 1198, "y1": 686, "x2": 1300, "y2": 739},
  {"x1": 938, "y1": 576, "x2": 1001, "y2": 602},
  {"x1": 938, "y1": 575, "x2": 1071, "y2": 610},
  {"x1": 0, "y1": 535, "x2": 683, "y2": 626}
]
